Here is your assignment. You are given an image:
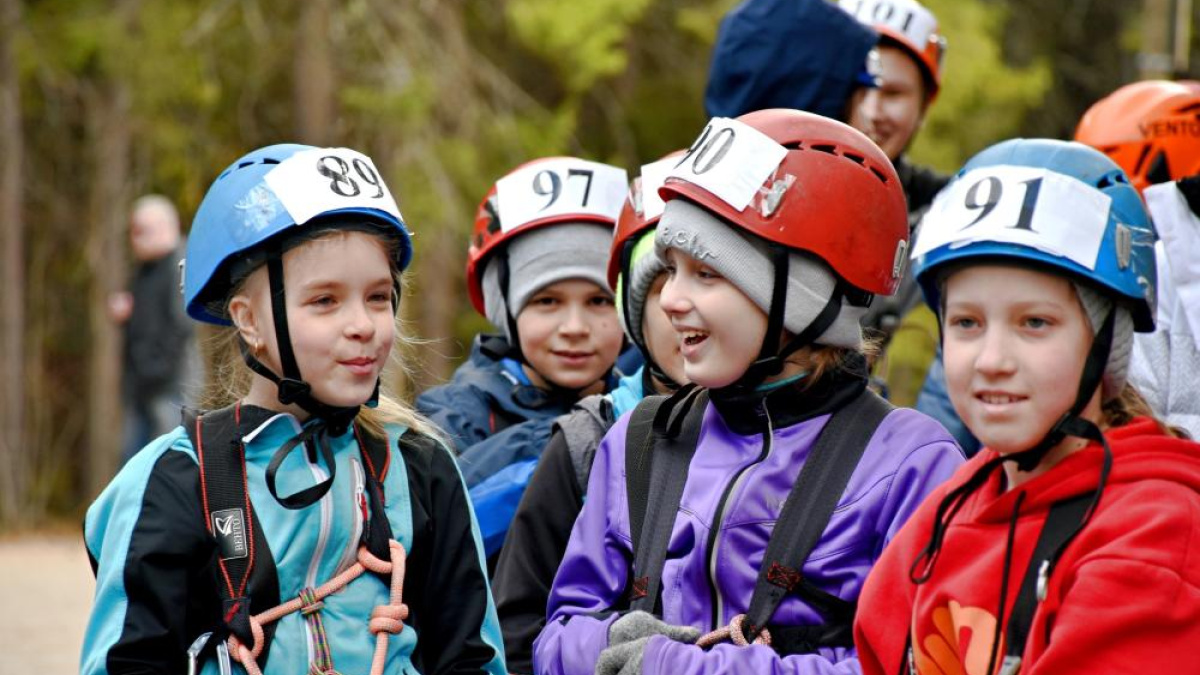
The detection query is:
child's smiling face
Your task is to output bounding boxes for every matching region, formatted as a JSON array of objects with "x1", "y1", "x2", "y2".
[
  {"x1": 942, "y1": 263, "x2": 1101, "y2": 457},
  {"x1": 234, "y1": 230, "x2": 397, "y2": 410}
]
